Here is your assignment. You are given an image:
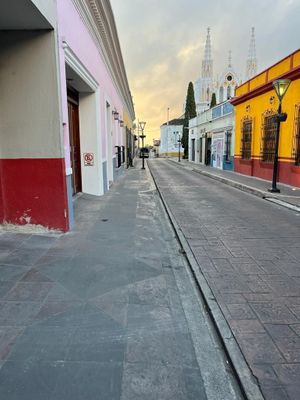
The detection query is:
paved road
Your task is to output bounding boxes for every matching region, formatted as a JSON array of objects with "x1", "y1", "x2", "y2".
[
  {"x1": 148, "y1": 159, "x2": 300, "y2": 400},
  {"x1": 0, "y1": 162, "x2": 243, "y2": 400}
]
